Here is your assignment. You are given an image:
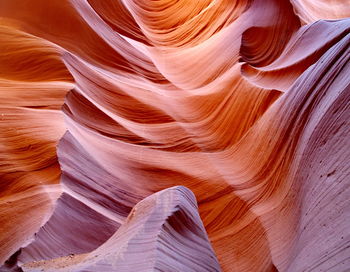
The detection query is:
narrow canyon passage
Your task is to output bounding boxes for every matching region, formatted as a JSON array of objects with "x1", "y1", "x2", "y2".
[{"x1": 0, "y1": 0, "x2": 349, "y2": 271}]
